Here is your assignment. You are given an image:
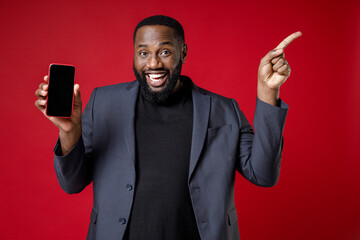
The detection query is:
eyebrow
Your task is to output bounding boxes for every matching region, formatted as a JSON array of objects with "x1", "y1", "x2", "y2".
[
  {"x1": 159, "y1": 41, "x2": 173, "y2": 46},
  {"x1": 136, "y1": 41, "x2": 174, "y2": 48}
]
